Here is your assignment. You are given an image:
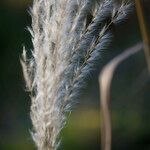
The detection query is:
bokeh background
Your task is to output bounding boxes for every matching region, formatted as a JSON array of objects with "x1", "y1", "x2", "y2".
[{"x1": 0, "y1": 0, "x2": 150, "y2": 149}]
